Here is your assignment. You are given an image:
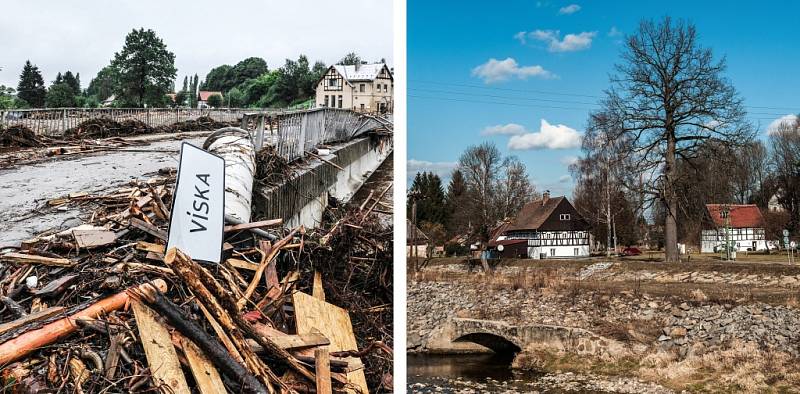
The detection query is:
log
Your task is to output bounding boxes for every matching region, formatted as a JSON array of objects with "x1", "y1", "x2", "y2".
[
  {"x1": 0, "y1": 279, "x2": 167, "y2": 366},
  {"x1": 0, "y1": 252, "x2": 73, "y2": 267}
]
